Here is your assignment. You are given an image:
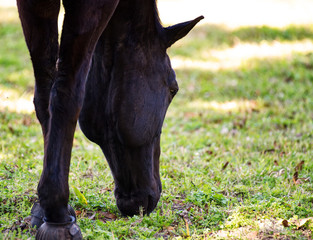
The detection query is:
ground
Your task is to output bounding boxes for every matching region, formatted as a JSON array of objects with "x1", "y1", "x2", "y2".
[{"x1": 1, "y1": 0, "x2": 313, "y2": 239}]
